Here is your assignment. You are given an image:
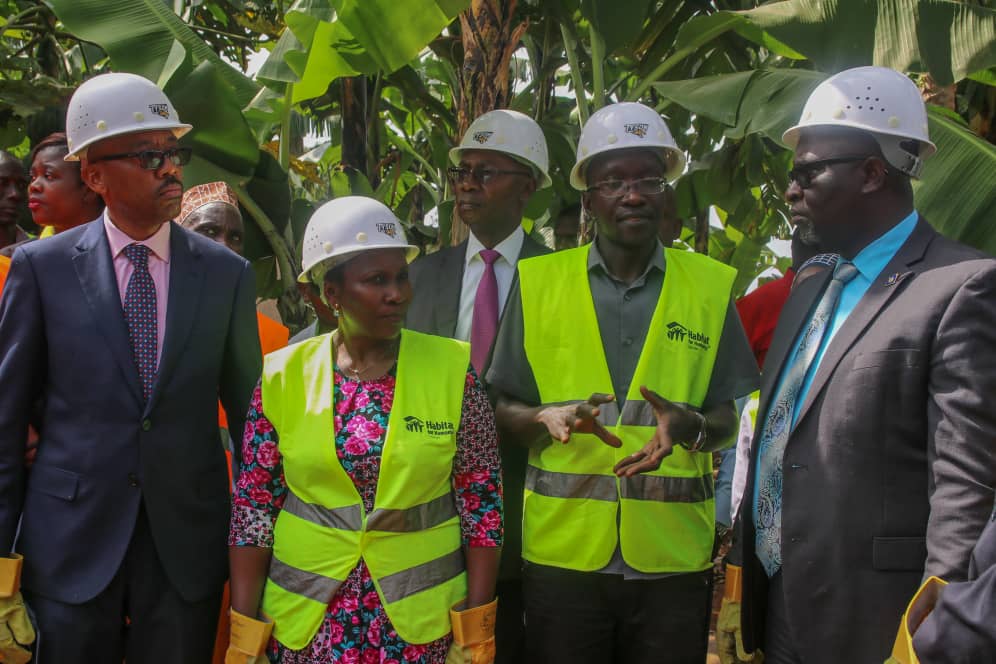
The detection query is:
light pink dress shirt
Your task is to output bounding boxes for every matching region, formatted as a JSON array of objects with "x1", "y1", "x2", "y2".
[{"x1": 103, "y1": 213, "x2": 170, "y2": 368}]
